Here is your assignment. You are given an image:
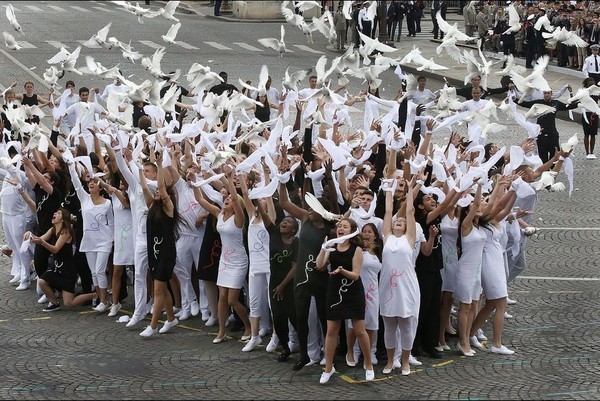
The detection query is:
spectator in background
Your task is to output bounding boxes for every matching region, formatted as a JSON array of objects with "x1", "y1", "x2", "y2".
[
  {"x1": 334, "y1": 3, "x2": 347, "y2": 50},
  {"x1": 476, "y1": 6, "x2": 489, "y2": 50},
  {"x1": 393, "y1": 1, "x2": 406, "y2": 41},
  {"x1": 415, "y1": 0, "x2": 424, "y2": 34},
  {"x1": 463, "y1": 1, "x2": 478, "y2": 44},
  {"x1": 406, "y1": 1, "x2": 417, "y2": 38},
  {"x1": 387, "y1": 1, "x2": 397, "y2": 41},
  {"x1": 431, "y1": 0, "x2": 447, "y2": 40},
  {"x1": 358, "y1": 1, "x2": 374, "y2": 41}
]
